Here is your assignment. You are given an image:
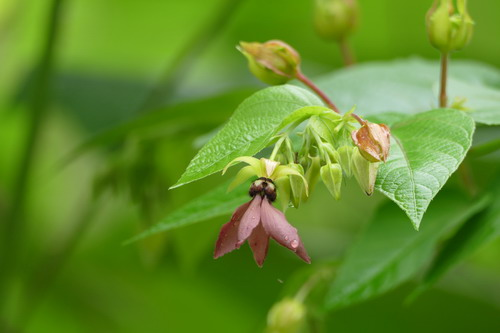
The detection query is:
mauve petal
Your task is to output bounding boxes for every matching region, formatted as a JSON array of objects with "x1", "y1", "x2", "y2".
[
  {"x1": 237, "y1": 195, "x2": 263, "y2": 244},
  {"x1": 260, "y1": 198, "x2": 311, "y2": 263},
  {"x1": 214, "y1": 201, "x2": 251, "y2": 259},
  {"x1": 248, "y1": 223, "x2": 269, "y2": 267}
]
